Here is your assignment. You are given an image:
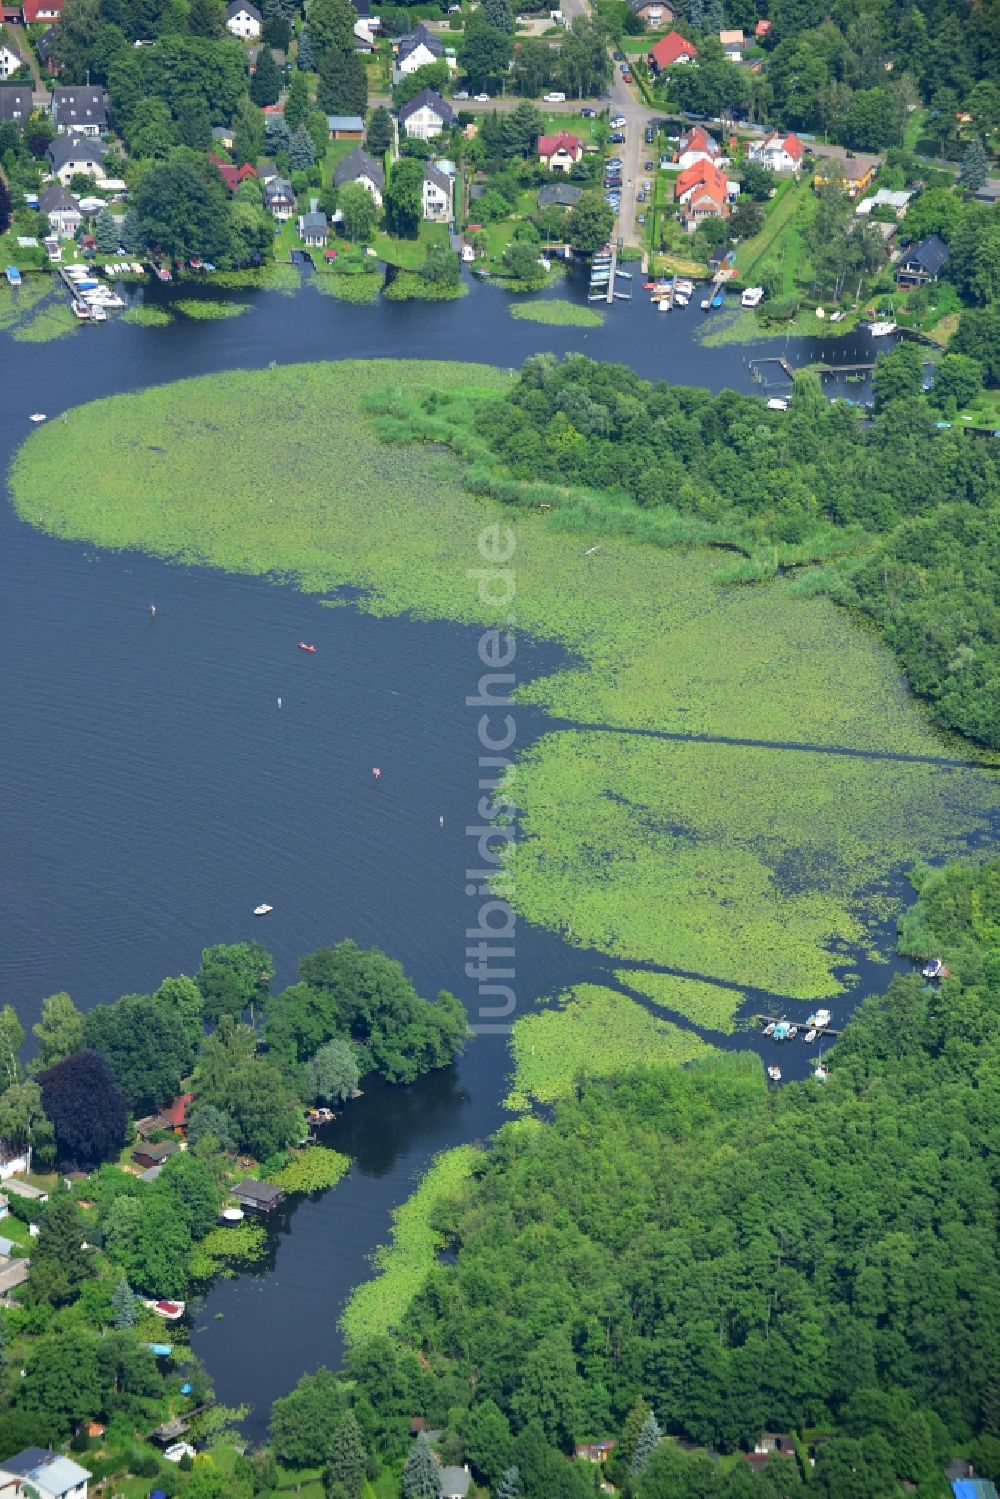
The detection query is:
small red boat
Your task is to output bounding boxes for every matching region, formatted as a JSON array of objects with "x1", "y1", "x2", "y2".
[{"x1": 298, "y1": 642, "x2": 317, "y2": 653}]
